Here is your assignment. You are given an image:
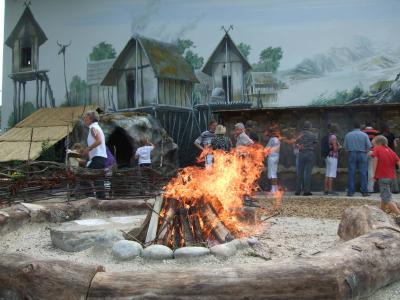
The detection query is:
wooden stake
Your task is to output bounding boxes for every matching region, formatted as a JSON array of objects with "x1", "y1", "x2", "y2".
[{"x1": 145, "y1": 196, "x2": 163, "y2": 244}]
